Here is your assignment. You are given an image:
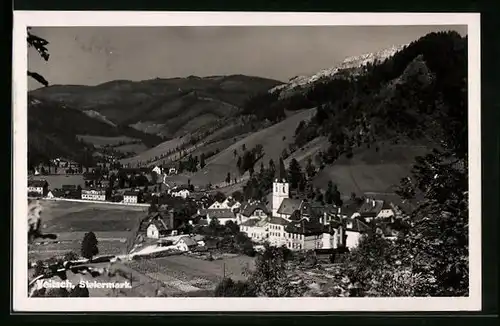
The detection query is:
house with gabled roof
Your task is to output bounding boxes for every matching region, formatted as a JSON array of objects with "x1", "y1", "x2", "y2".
[
  {"x1": 206, "y1": 208, "x2": 237, "y2": 226},
  {"x1": 237, "y1": 200, "x2": 269, "y2": 224},
  {"x1": 28, "y1": 179, "x2": 49, "y2": 197},
  {"x1": 173, "y1": 236, "x2": 198, "y2": 252},
  {"x1": 352, "y1": 198, "x2": 385, "y2": 223}
]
